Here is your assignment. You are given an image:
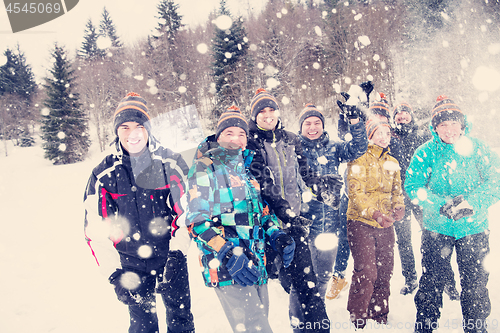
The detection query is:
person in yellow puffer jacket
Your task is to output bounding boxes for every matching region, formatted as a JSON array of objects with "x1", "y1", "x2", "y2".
[{"x1": 345, "y1": 117, "x2": 405, "y2": 329}]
